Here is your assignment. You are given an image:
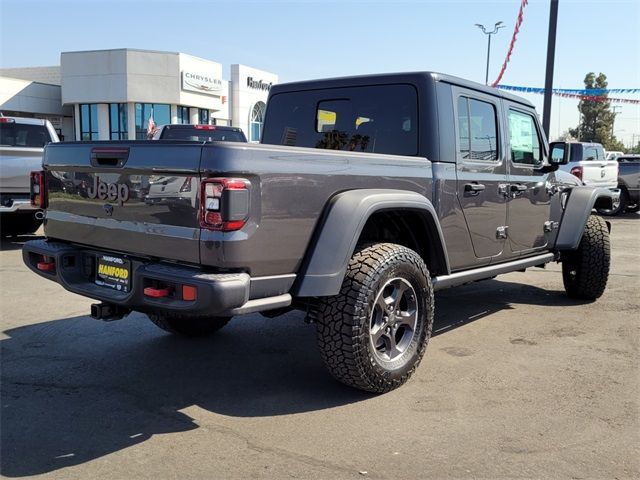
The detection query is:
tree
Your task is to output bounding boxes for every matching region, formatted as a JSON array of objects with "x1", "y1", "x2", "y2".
[
  {"x1": 552, "y1": 129, "x2": 577, "y2": 142},
  {"x1": 568, "y1": 72, "x2": 626, "y2": 151}
]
